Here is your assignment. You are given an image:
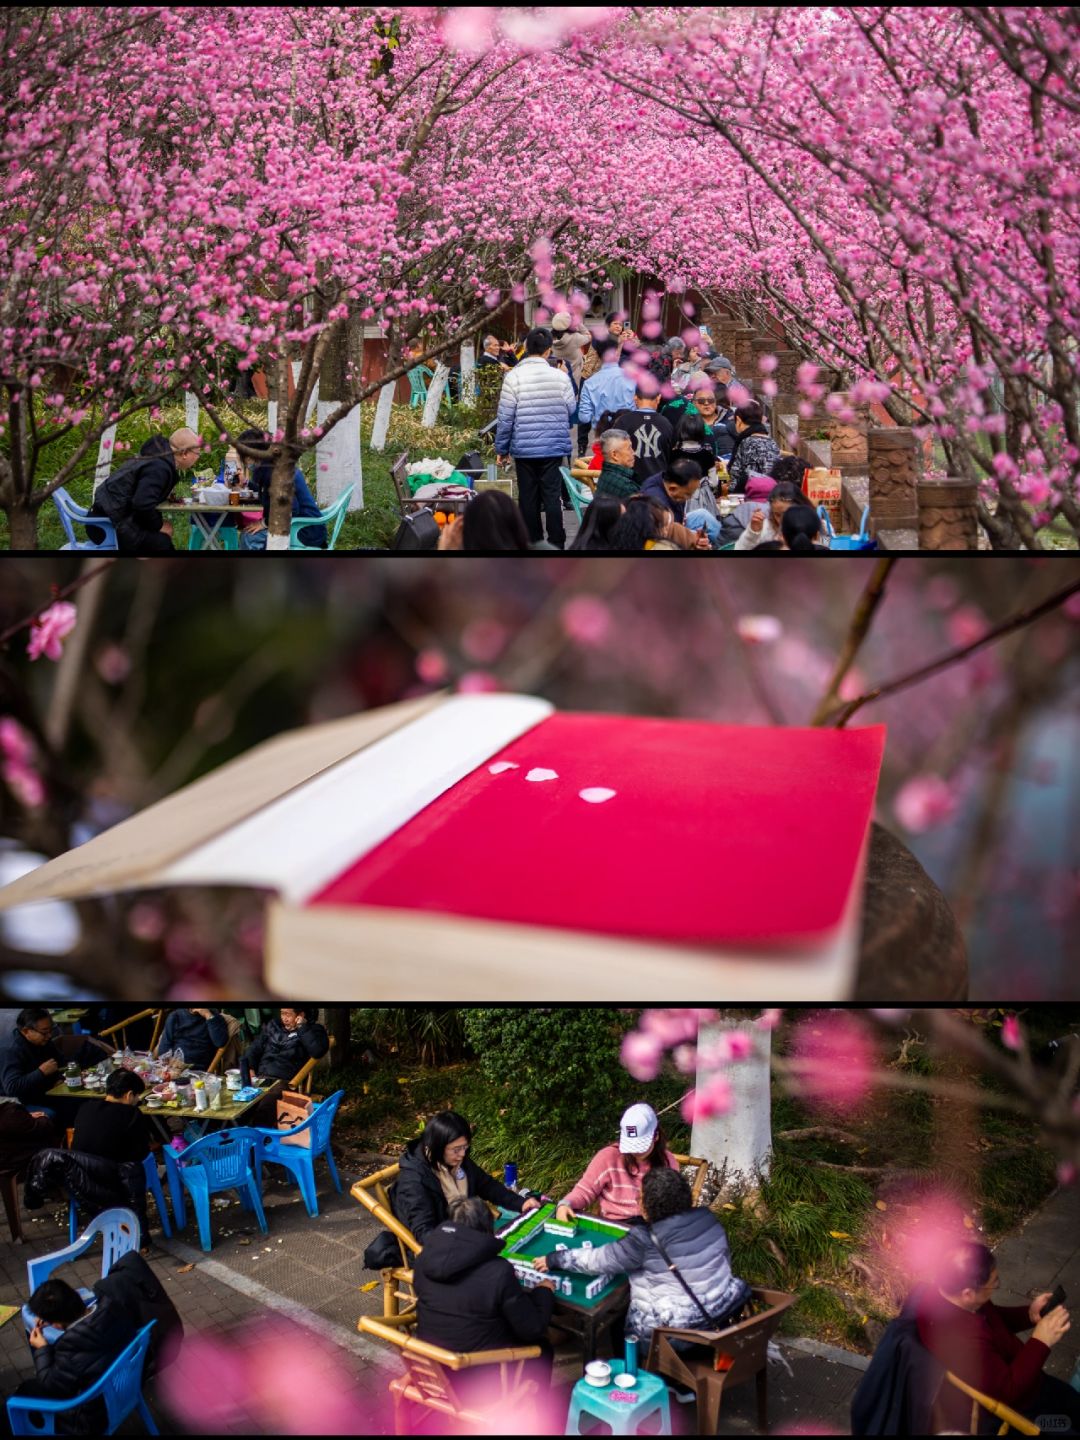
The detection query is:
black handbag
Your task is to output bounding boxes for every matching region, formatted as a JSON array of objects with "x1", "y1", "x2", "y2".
[
  {"x1": 648, "y1": 1226, "x2": 750, "y2": 1332},
  {"x1": 392, "y1": 509, "x2": 440, "y2": 550}
]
